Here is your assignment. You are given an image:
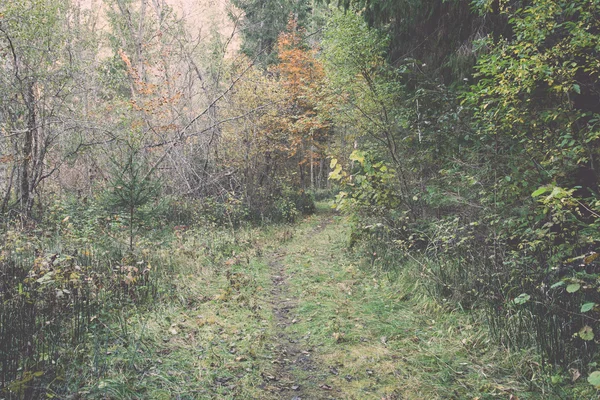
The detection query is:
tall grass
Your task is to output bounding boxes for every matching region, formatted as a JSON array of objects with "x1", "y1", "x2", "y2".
[
  {"x1": 0, "y1": 229, "x2": 177, "y2": 398},
  {"x1": 348, "y1": 215, "x2": 600, "y2": 375},
  {"x1": 0, "y1": 193, "x2": 268, "y2": 398}
]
